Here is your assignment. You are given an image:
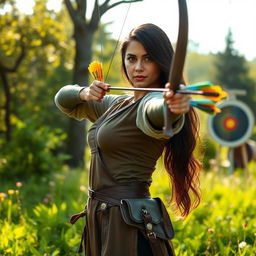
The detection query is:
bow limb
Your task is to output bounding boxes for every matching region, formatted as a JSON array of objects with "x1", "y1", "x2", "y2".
[{"x1": 163, "y1": 0, "x2": 188, "y2": 136}]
